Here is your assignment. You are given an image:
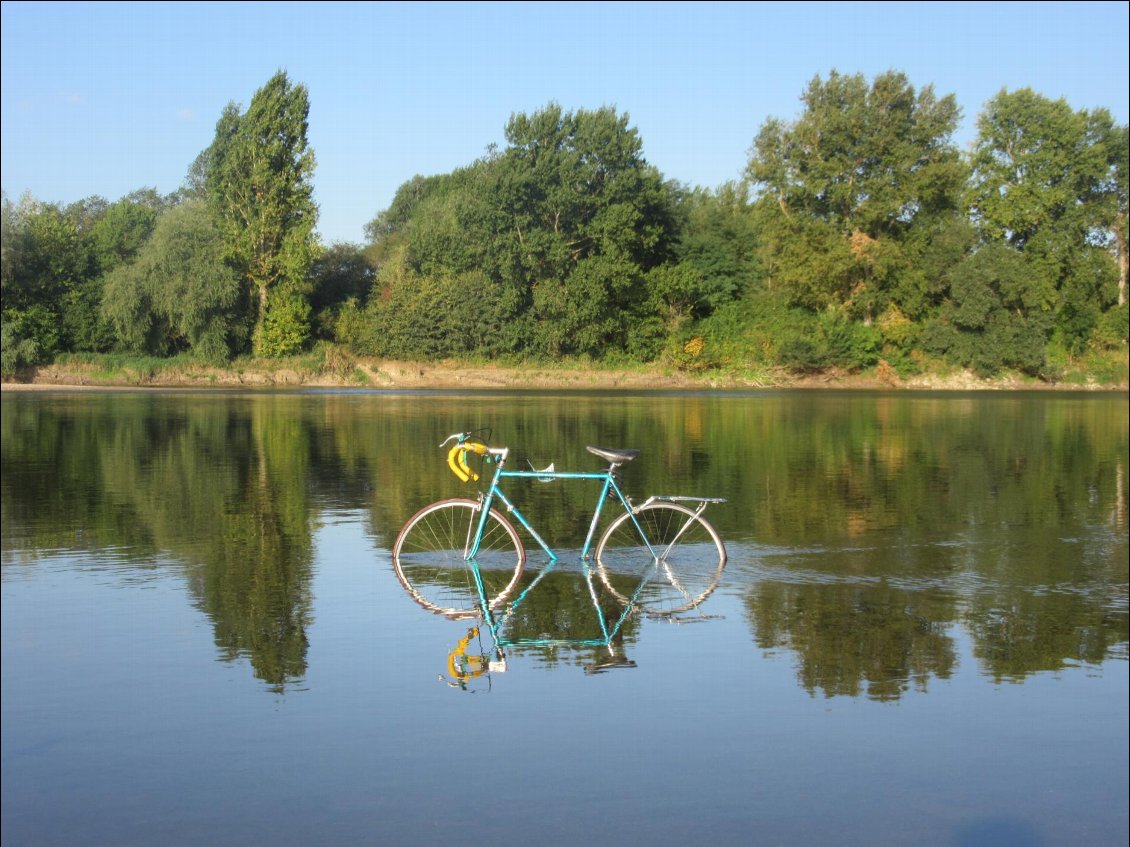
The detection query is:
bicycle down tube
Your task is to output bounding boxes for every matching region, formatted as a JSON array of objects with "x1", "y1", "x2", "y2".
[
  {"x1": 392, "y1": 432, "x2": 728, "y2": 633},
  {"x1": 467, "y1": 460, "x2": 649, "y2": 564}
]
